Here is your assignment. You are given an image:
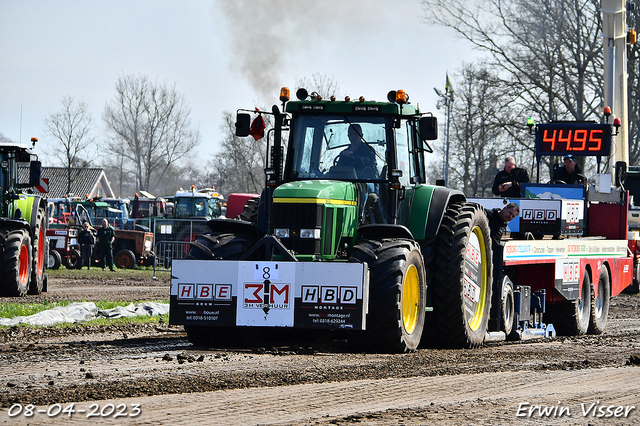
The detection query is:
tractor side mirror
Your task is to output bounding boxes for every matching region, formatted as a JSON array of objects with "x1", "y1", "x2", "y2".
[
  {"x1": 29, "y1": 161, "x2": 42, "y2": 187},
  {"x1": 419, "y1": 116, "x2": 438, "y2": 141},
  {"x1": 235, "y1": 113, "x2": 251, "y2": 137}
]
